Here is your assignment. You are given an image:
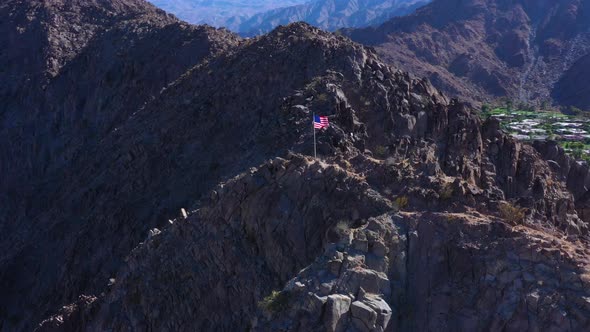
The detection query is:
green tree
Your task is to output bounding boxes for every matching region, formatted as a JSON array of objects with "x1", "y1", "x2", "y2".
[
  {"x1": 505, "y1": 99, "x2": 513, "y2": 112},
  {"x1": 570, "y1": 106, "x2": 583, "y2": 116}
]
